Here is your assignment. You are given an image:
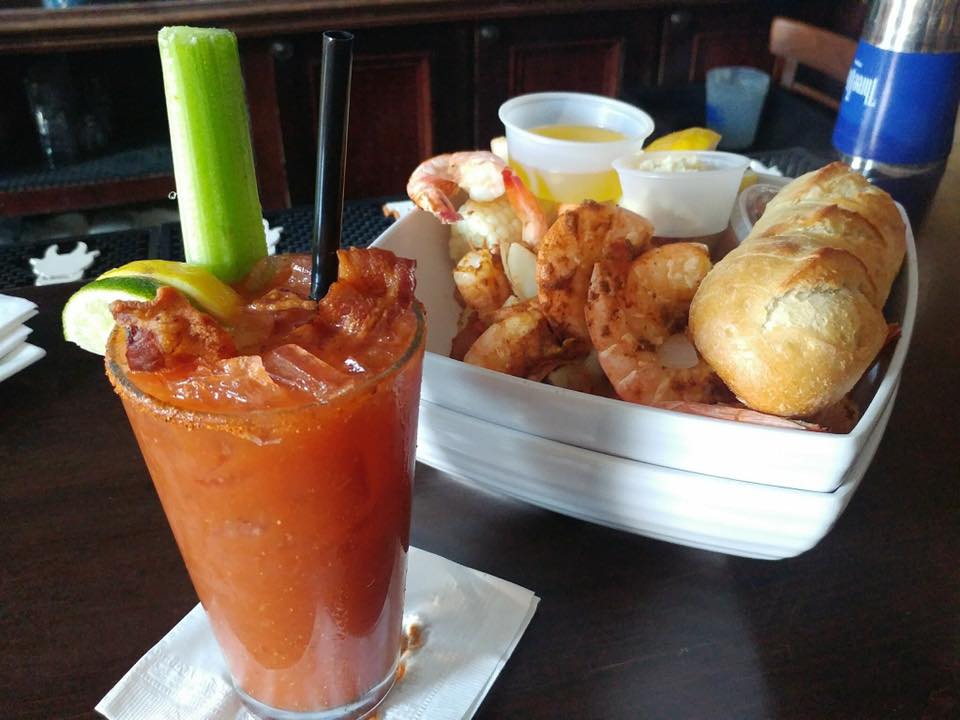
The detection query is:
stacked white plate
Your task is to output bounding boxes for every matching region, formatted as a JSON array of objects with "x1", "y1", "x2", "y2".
[
  {"x1": 0, "y1": 294, "x2": 45, "y2": 383},
  {"x1": 373, "y1": 205, "x2": 918, "y2": 560}
]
